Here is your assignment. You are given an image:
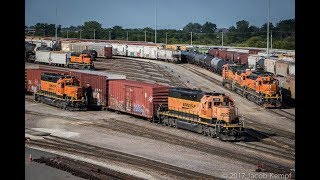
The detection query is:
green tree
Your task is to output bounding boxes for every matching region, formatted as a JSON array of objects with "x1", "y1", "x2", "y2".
[
  {"x1": 236, "y1": 20, "x2": 249, "y2": 32},
  {"x1": 183, "y1": 23, "x2": 202, "y2": 33},
  {"x1": 260, "y1": 22, "x2": 274, "y2": 33},
  {"x1": 82, "y1": 21, "x2": 103, "y2": 39},
  {"x1": 276, "y1": 19, "x2": 295, "y2": 32},
  {"x1": 201, "y1": 22, "x2": 217, "y2": 33}
]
